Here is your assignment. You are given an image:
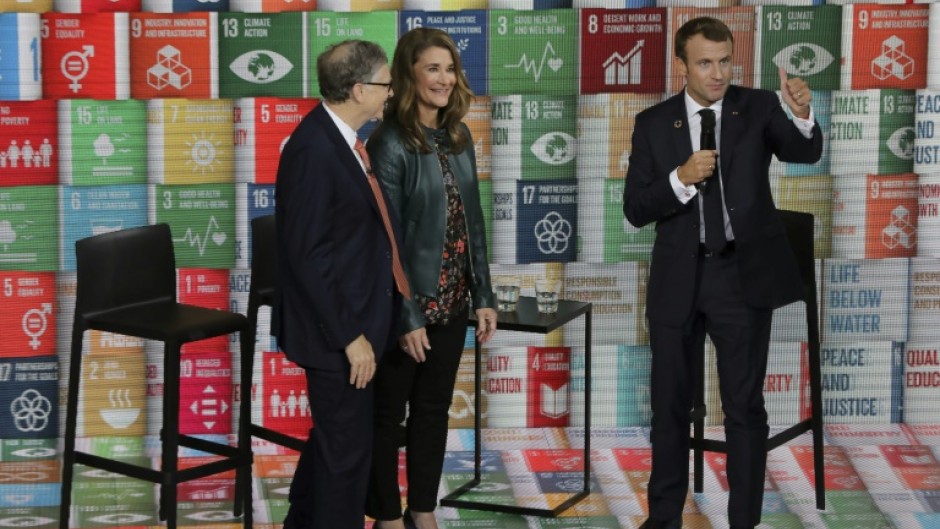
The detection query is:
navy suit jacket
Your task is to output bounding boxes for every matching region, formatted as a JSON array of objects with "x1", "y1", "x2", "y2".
[
  {"x1": 272, "y1": 104, "x2": 401, "y2": 370},
  {"x1": 624, "y1": 86, "x2": 823, "y2": 327}
]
